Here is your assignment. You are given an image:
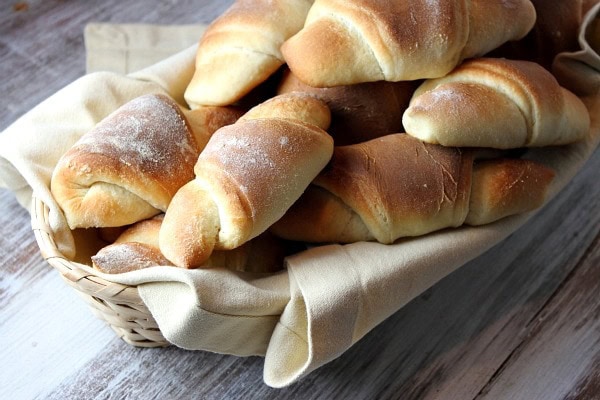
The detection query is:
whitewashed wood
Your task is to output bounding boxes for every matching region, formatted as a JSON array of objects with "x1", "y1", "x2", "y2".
[{"x1": 0, "y1": 1, "x2": 599, "y2": 399}]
